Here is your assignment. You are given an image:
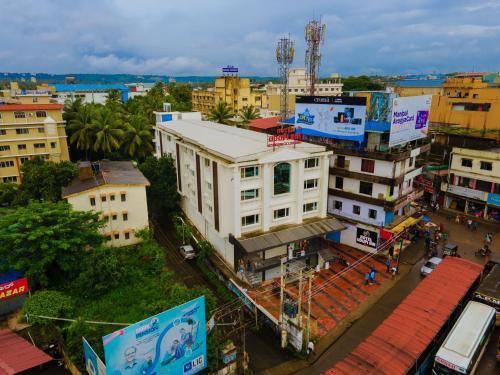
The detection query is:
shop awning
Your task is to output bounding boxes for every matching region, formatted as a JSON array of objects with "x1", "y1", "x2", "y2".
[
  {"x1": 387, "y1": 216, "x2": 422, "y2": 235},
  {"x1": 233, "y1": 217, "x2": 344, "y2": 254}
]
